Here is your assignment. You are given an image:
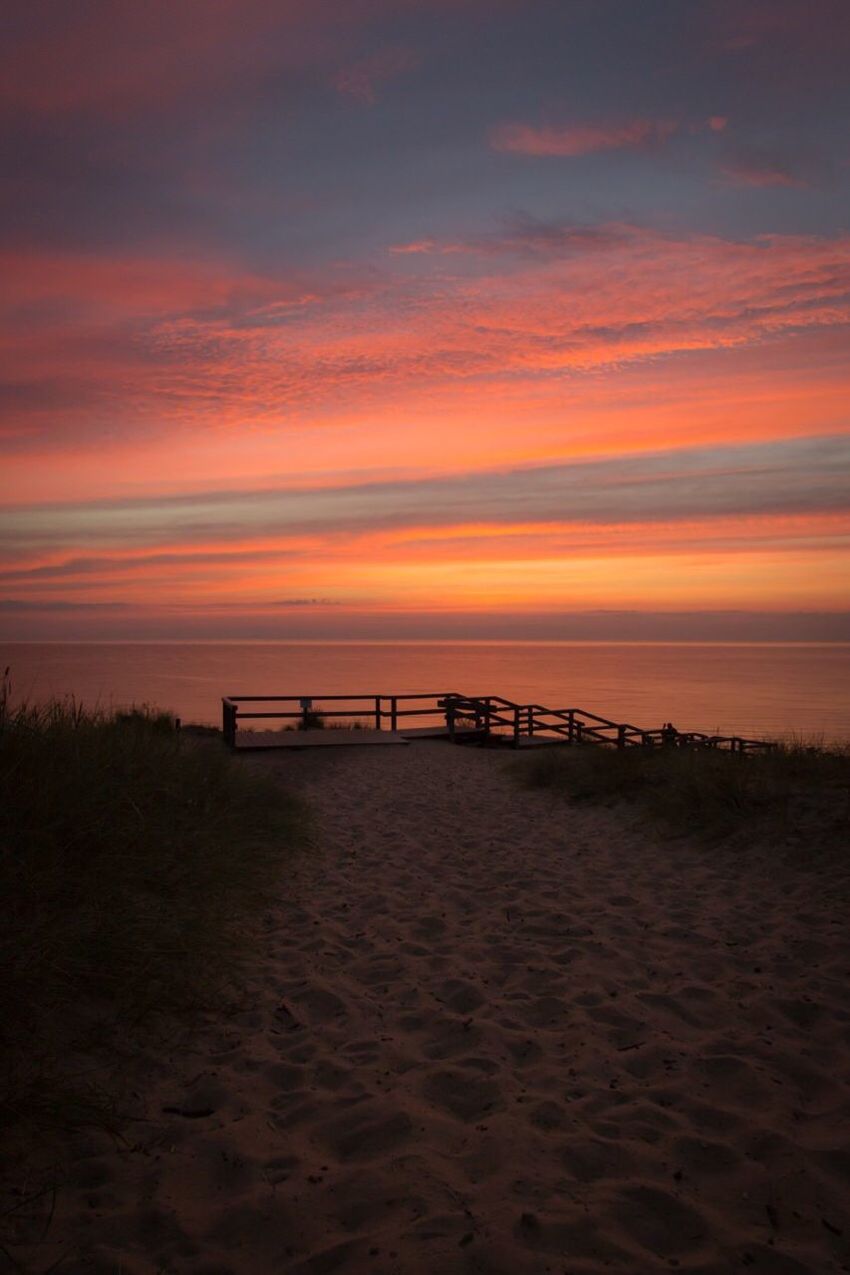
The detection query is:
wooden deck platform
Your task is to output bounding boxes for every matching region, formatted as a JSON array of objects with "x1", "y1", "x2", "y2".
[
  {"x1": 400, "y1": 725, "x2": 459, "y2": 739},
  {"x1": 235, "y1": 729, "x2": 409, "y2": 749}
]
